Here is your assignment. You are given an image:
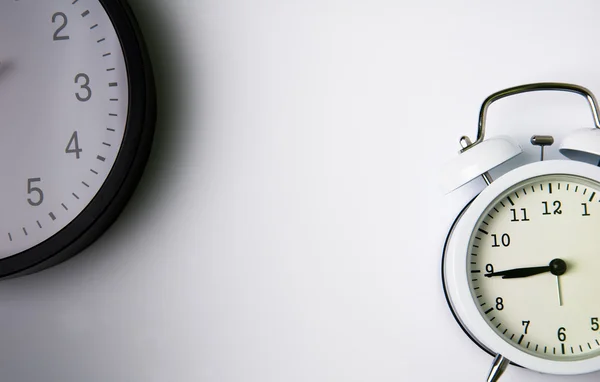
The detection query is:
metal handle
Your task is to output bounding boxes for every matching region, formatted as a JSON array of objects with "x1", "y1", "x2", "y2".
[{"x1": 462, "y1": 83, "x2": 600, "y2": 152}]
